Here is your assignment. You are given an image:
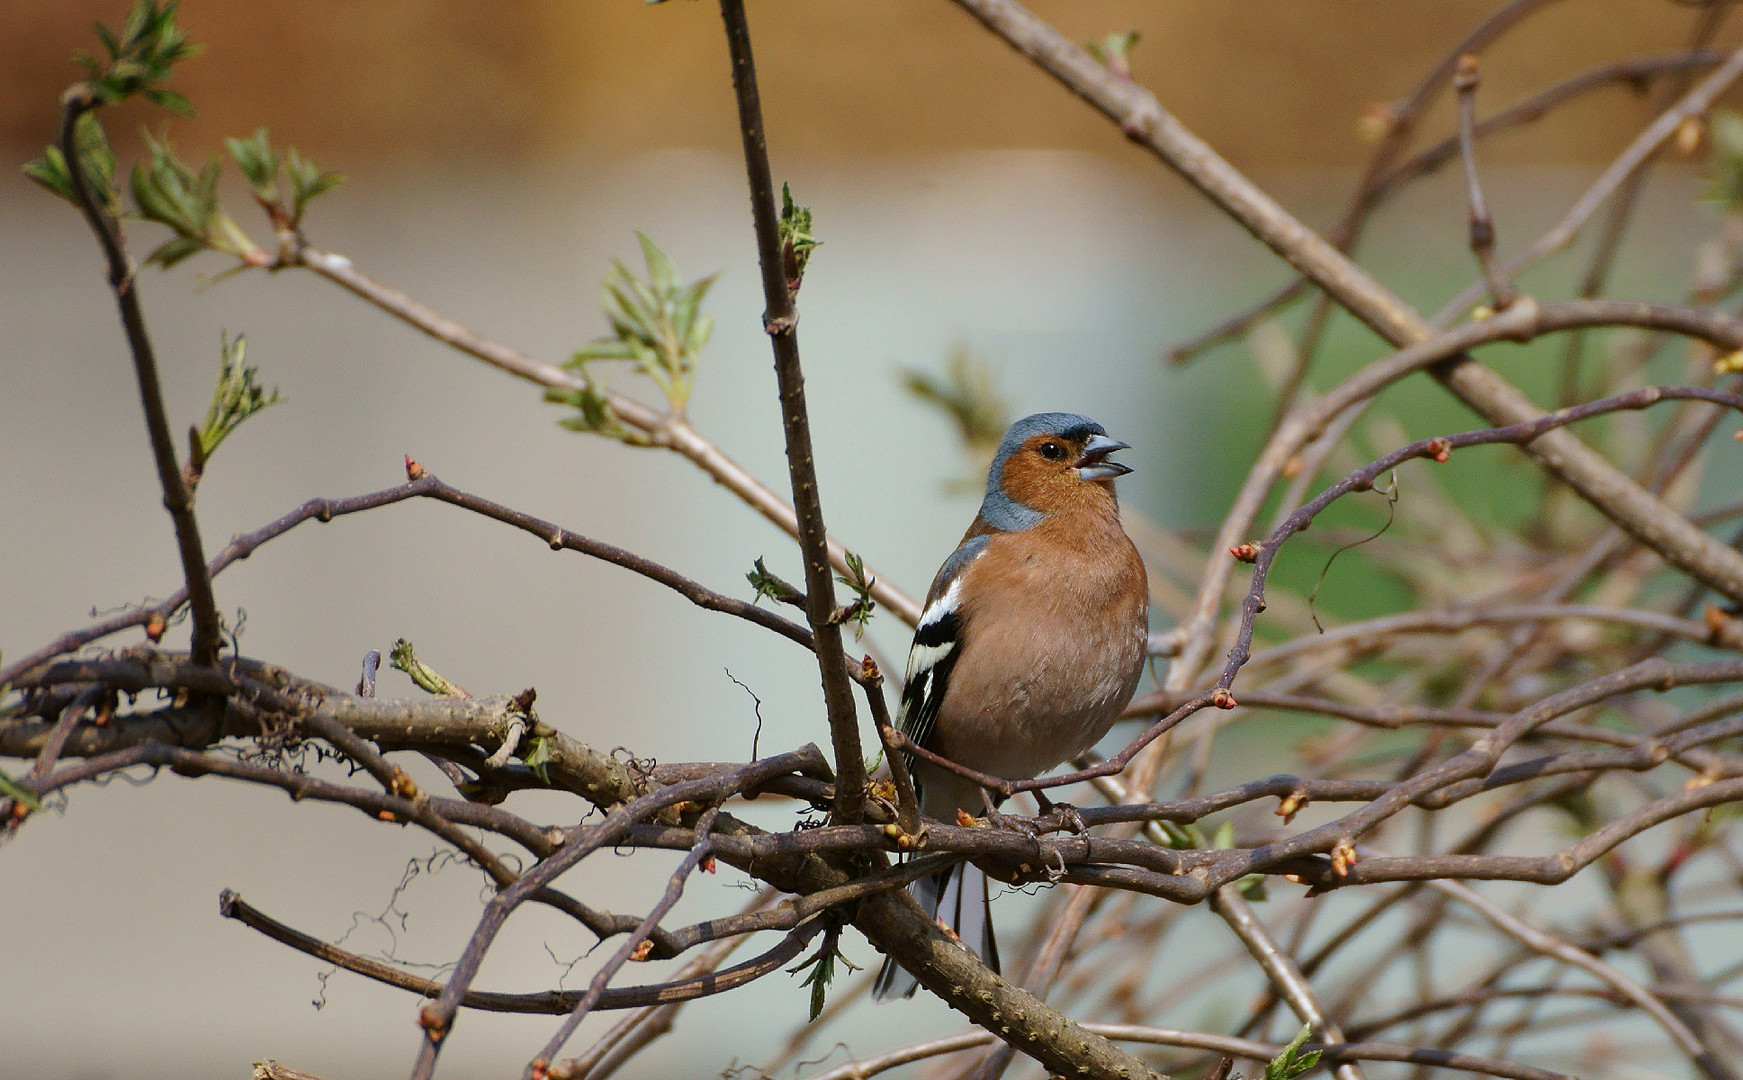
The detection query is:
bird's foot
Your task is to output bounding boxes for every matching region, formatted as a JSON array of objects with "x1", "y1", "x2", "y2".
[
  {"x1": 967, "y1": 798, "x2": 1039, "y2": 839},
  {"x1": 1032, "y1": 791, "x2": 1087, "y2": 835}
]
